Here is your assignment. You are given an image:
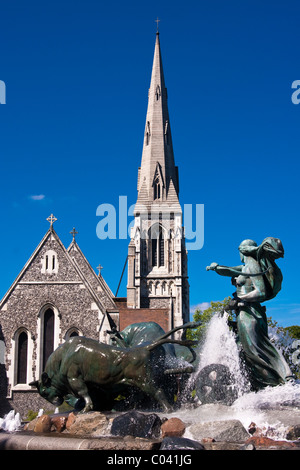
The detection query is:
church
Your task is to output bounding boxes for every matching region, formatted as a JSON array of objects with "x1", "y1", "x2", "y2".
[{"x1": 0, "y1": 31, "x2": 190, "y2": 417}]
